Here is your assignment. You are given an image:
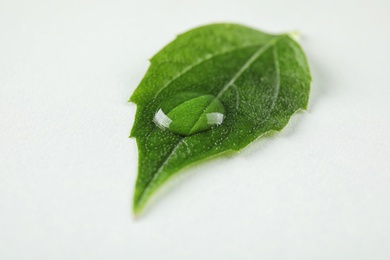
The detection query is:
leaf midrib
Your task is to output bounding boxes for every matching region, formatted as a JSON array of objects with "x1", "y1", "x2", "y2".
[{"x1": 153, "y1": 43, "x2": 267, "y2": 99}]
